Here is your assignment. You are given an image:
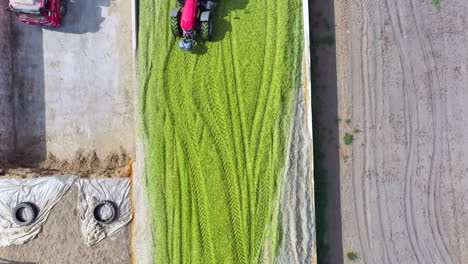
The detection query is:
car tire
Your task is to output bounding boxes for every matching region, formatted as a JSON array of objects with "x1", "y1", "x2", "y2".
[
  {"x1": 93, "y1": 200, "x2": 118, "y2": 224},
  {"x1": 12, "y1": 202, "x2": 39, "y2": 227}
]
